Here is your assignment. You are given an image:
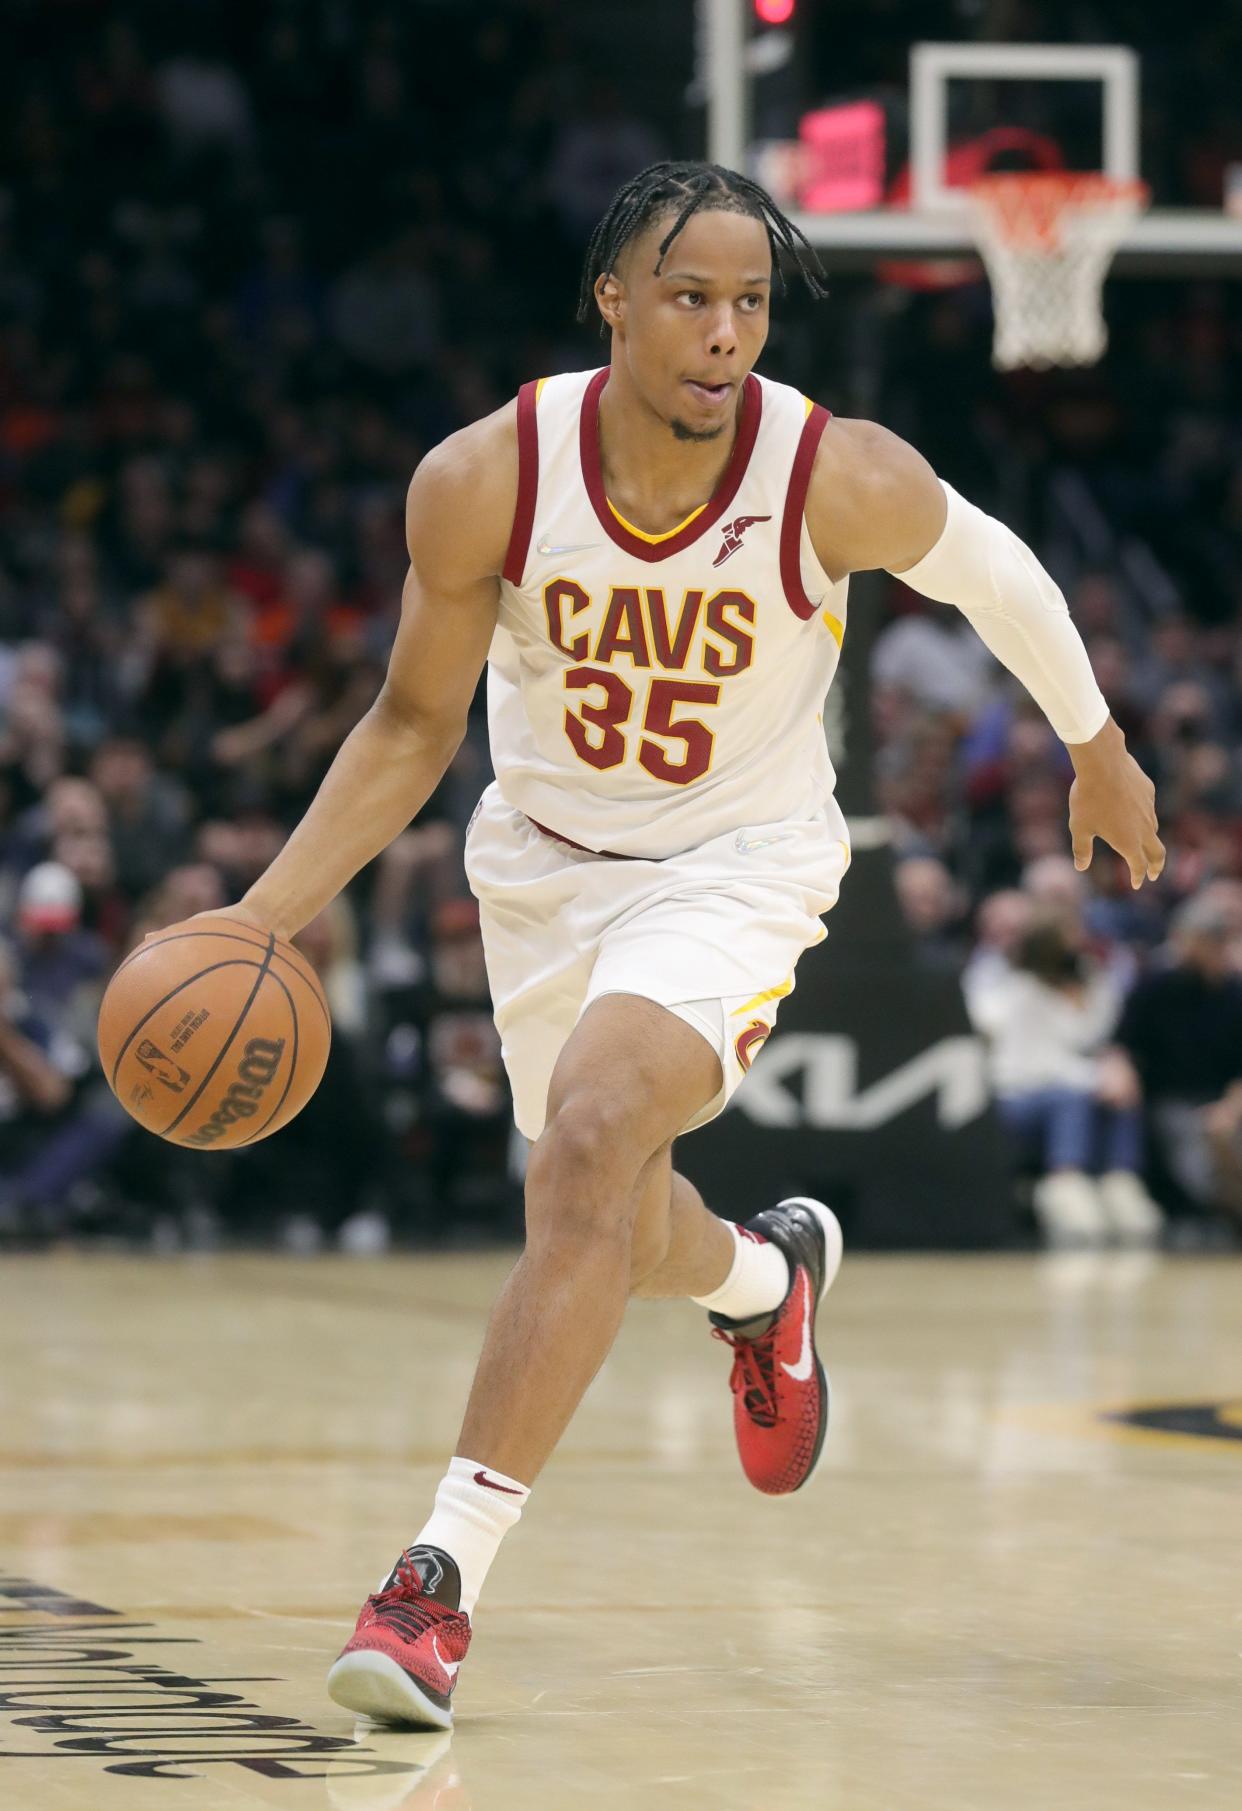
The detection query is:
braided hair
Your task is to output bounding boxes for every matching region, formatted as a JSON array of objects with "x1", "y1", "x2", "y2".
[{"x1": 577, "y1": 160, "x2": 828, "y2": 328}]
